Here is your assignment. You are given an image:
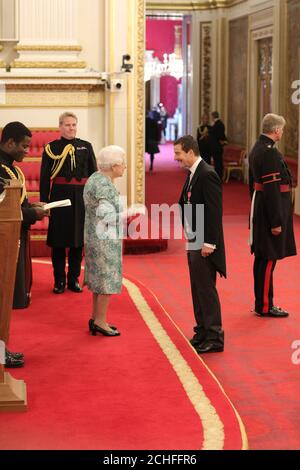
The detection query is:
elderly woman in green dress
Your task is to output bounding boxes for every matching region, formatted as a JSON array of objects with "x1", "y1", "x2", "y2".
[{"x1": 83, "y1": 145, "x2": 126, "y2": 337}]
